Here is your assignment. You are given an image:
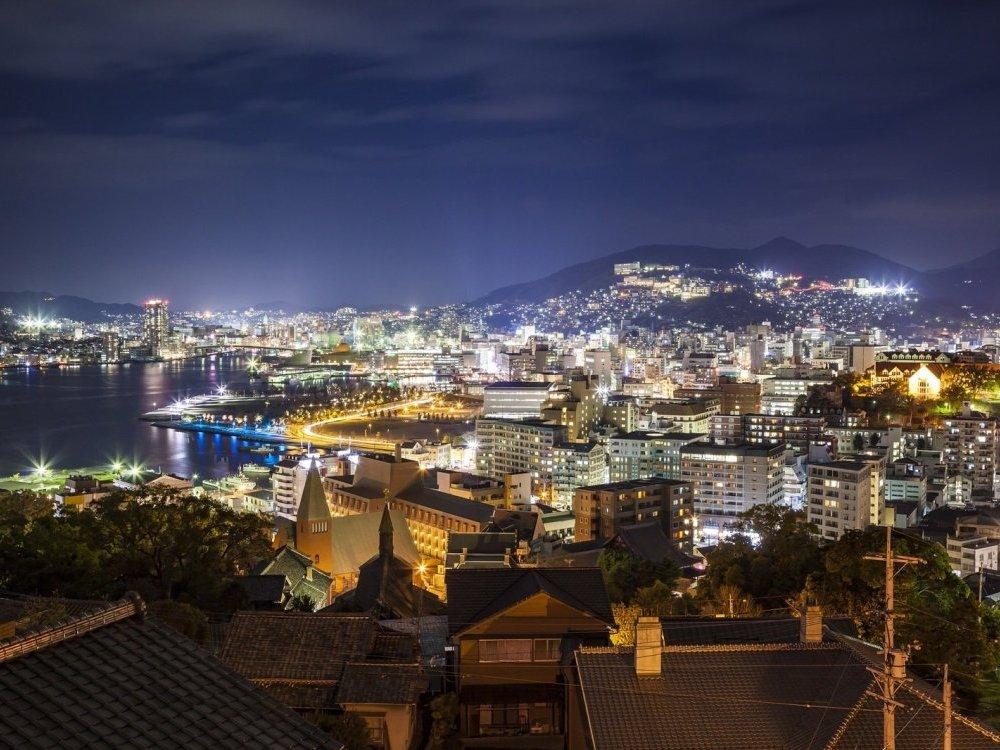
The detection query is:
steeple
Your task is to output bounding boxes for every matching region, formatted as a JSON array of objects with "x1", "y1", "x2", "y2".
[
  {"x1": 378, "y1": 503, "x2": 394, "y2": 560},
  {"x1": 296, "y1": 462, "x2": 330, "y2": 523}
]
